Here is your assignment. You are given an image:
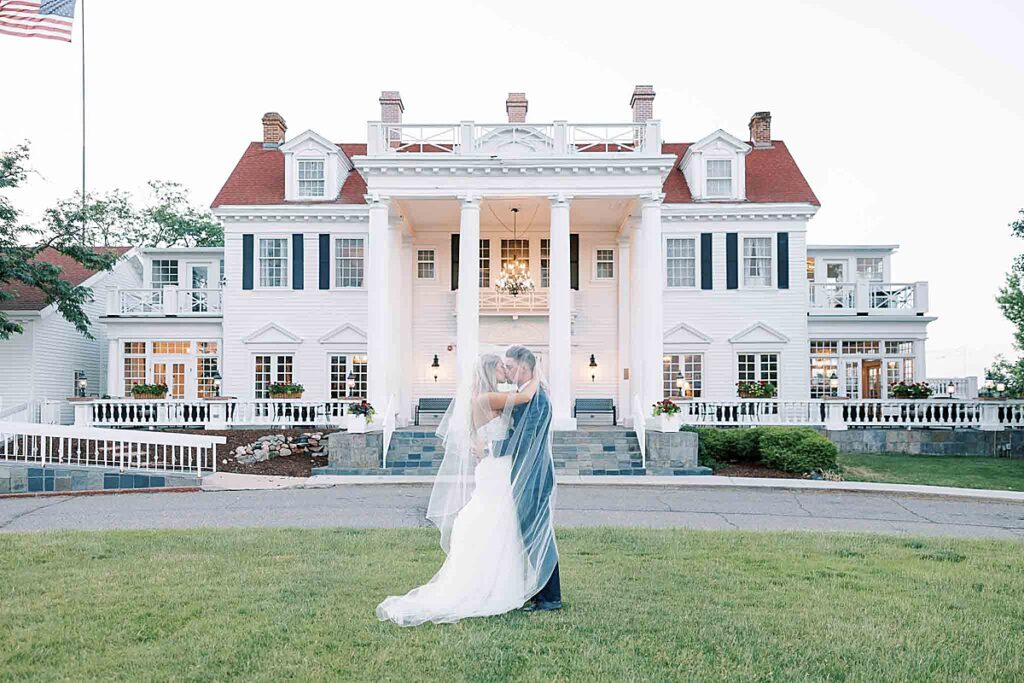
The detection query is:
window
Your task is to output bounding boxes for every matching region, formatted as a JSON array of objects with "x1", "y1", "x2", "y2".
[
  {"x1": 595, "y1": 249, "x2": 615, "y2": 280},
  {"x1": 706, "y1": 159, "x2": 732, "y2": 197},
  {"x1": 885, "y1": 341, "x2": 913, "y2": 355},
  {"x1": 806, "y1": 257, "x2": 815, "y2": 281},
  {"x1": 151, "y1": 260, "x2": 178, "y2": 288},
  {"x1": 856, "y1": 257, "x2": 884, "y2": 282},
  {"x1": 502, "y1": 239, "x2": 530, "y2": 273},
  {"x1": 258, "y1": 238, "x2": 289, "y2": 288},
  {"x1": 329, "y1": 354, "x2": 369, "y2": 399},
  {"x1": 479, "y1": 239, "x2": 491, "y2": 288},
  {"x1": 254, "y1": 354, "x2": 294, "y2": 398},
  {"x1": 844, "y1": 360, "x2": 860, "y2": 398},
  {"x1": 123, "y1": 342, "x2": 146, "y2": 394},
  {"x1": 540, "y1": 239, "x2": 550, "y2": 288},
  {"x1": 665, "y1": 238, "x2": 696, "y2": 287},
  {"x1": 153, "y1": 341, "x2": 191, "y2": 354},
  {"x1": 663, "y1": 354, "x2": 703, "y2": 398},
  {"x1": 335, "y1": 238, "x2": 365, "y2": 288},
  {"x1": 810, "y1": 355, "x2": 839, "y2": 398},
  {"x1": 743, "y1": 237, "x2": 772, "y2": 287},
  {"x1": 737, "y1": 352, "x2": 779, "y2": 386},
  {"x1": 416, "y1": 249, "x2": 435, "y2": 280},
  {"x1": 842, "y1": 340, "x2": 879, "y2": 355},
  {"x1": 297, "y1": 159, "x2": 325, "y2": 198},
  {"x1": 810, "y1": 340, "x2": 838, "y2": 355},
  {"x1": 196, "y1": 342, "x2": 219, "y2": 399}
]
